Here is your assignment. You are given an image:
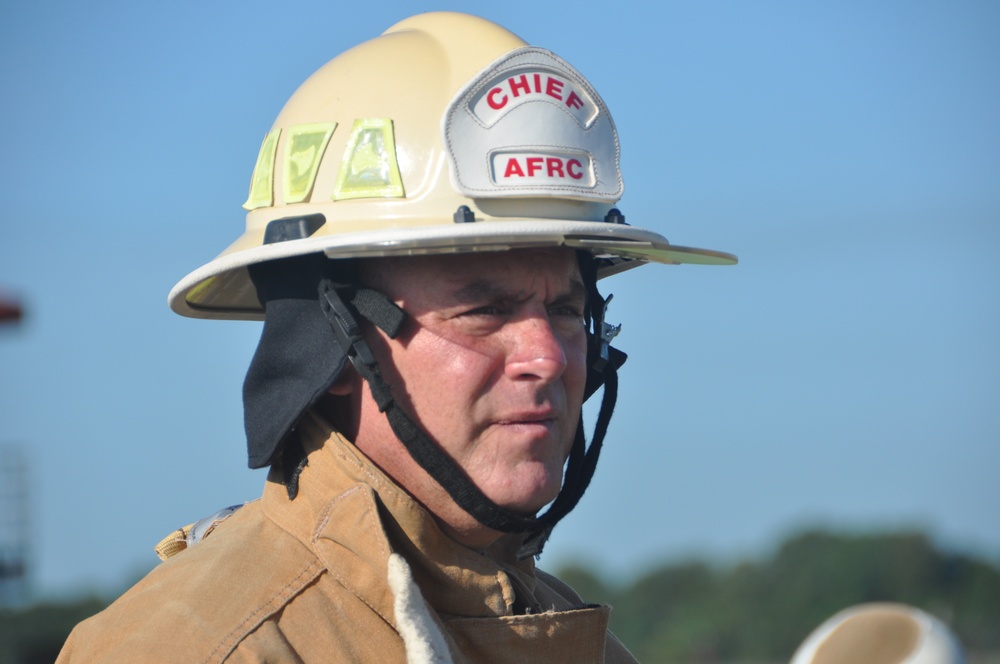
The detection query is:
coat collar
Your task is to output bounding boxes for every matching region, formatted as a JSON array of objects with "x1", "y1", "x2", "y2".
[{"x1": 261, "y1": 411, "x2": 539, "y2": 625}]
